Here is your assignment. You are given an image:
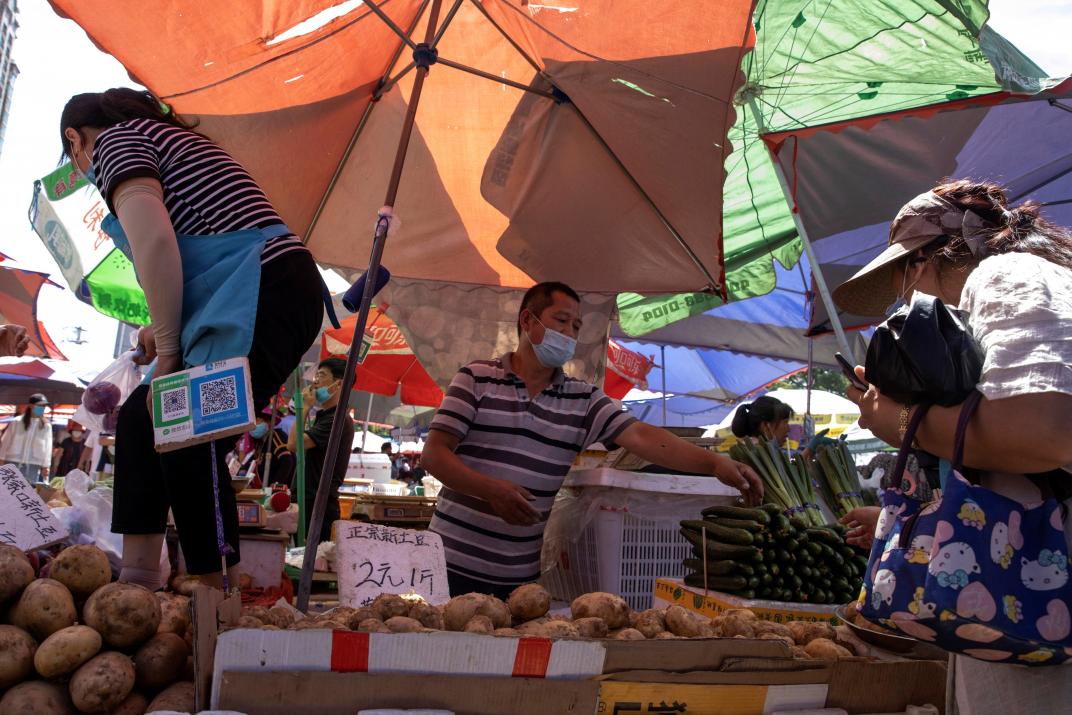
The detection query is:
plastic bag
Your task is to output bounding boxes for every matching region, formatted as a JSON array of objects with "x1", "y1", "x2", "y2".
[
  {"x1": 50, "y1": 470, "x2": 169, "y2": 581},
  {"x1": 76, "y1": 351, "x2": 144, "y2": 434}
]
